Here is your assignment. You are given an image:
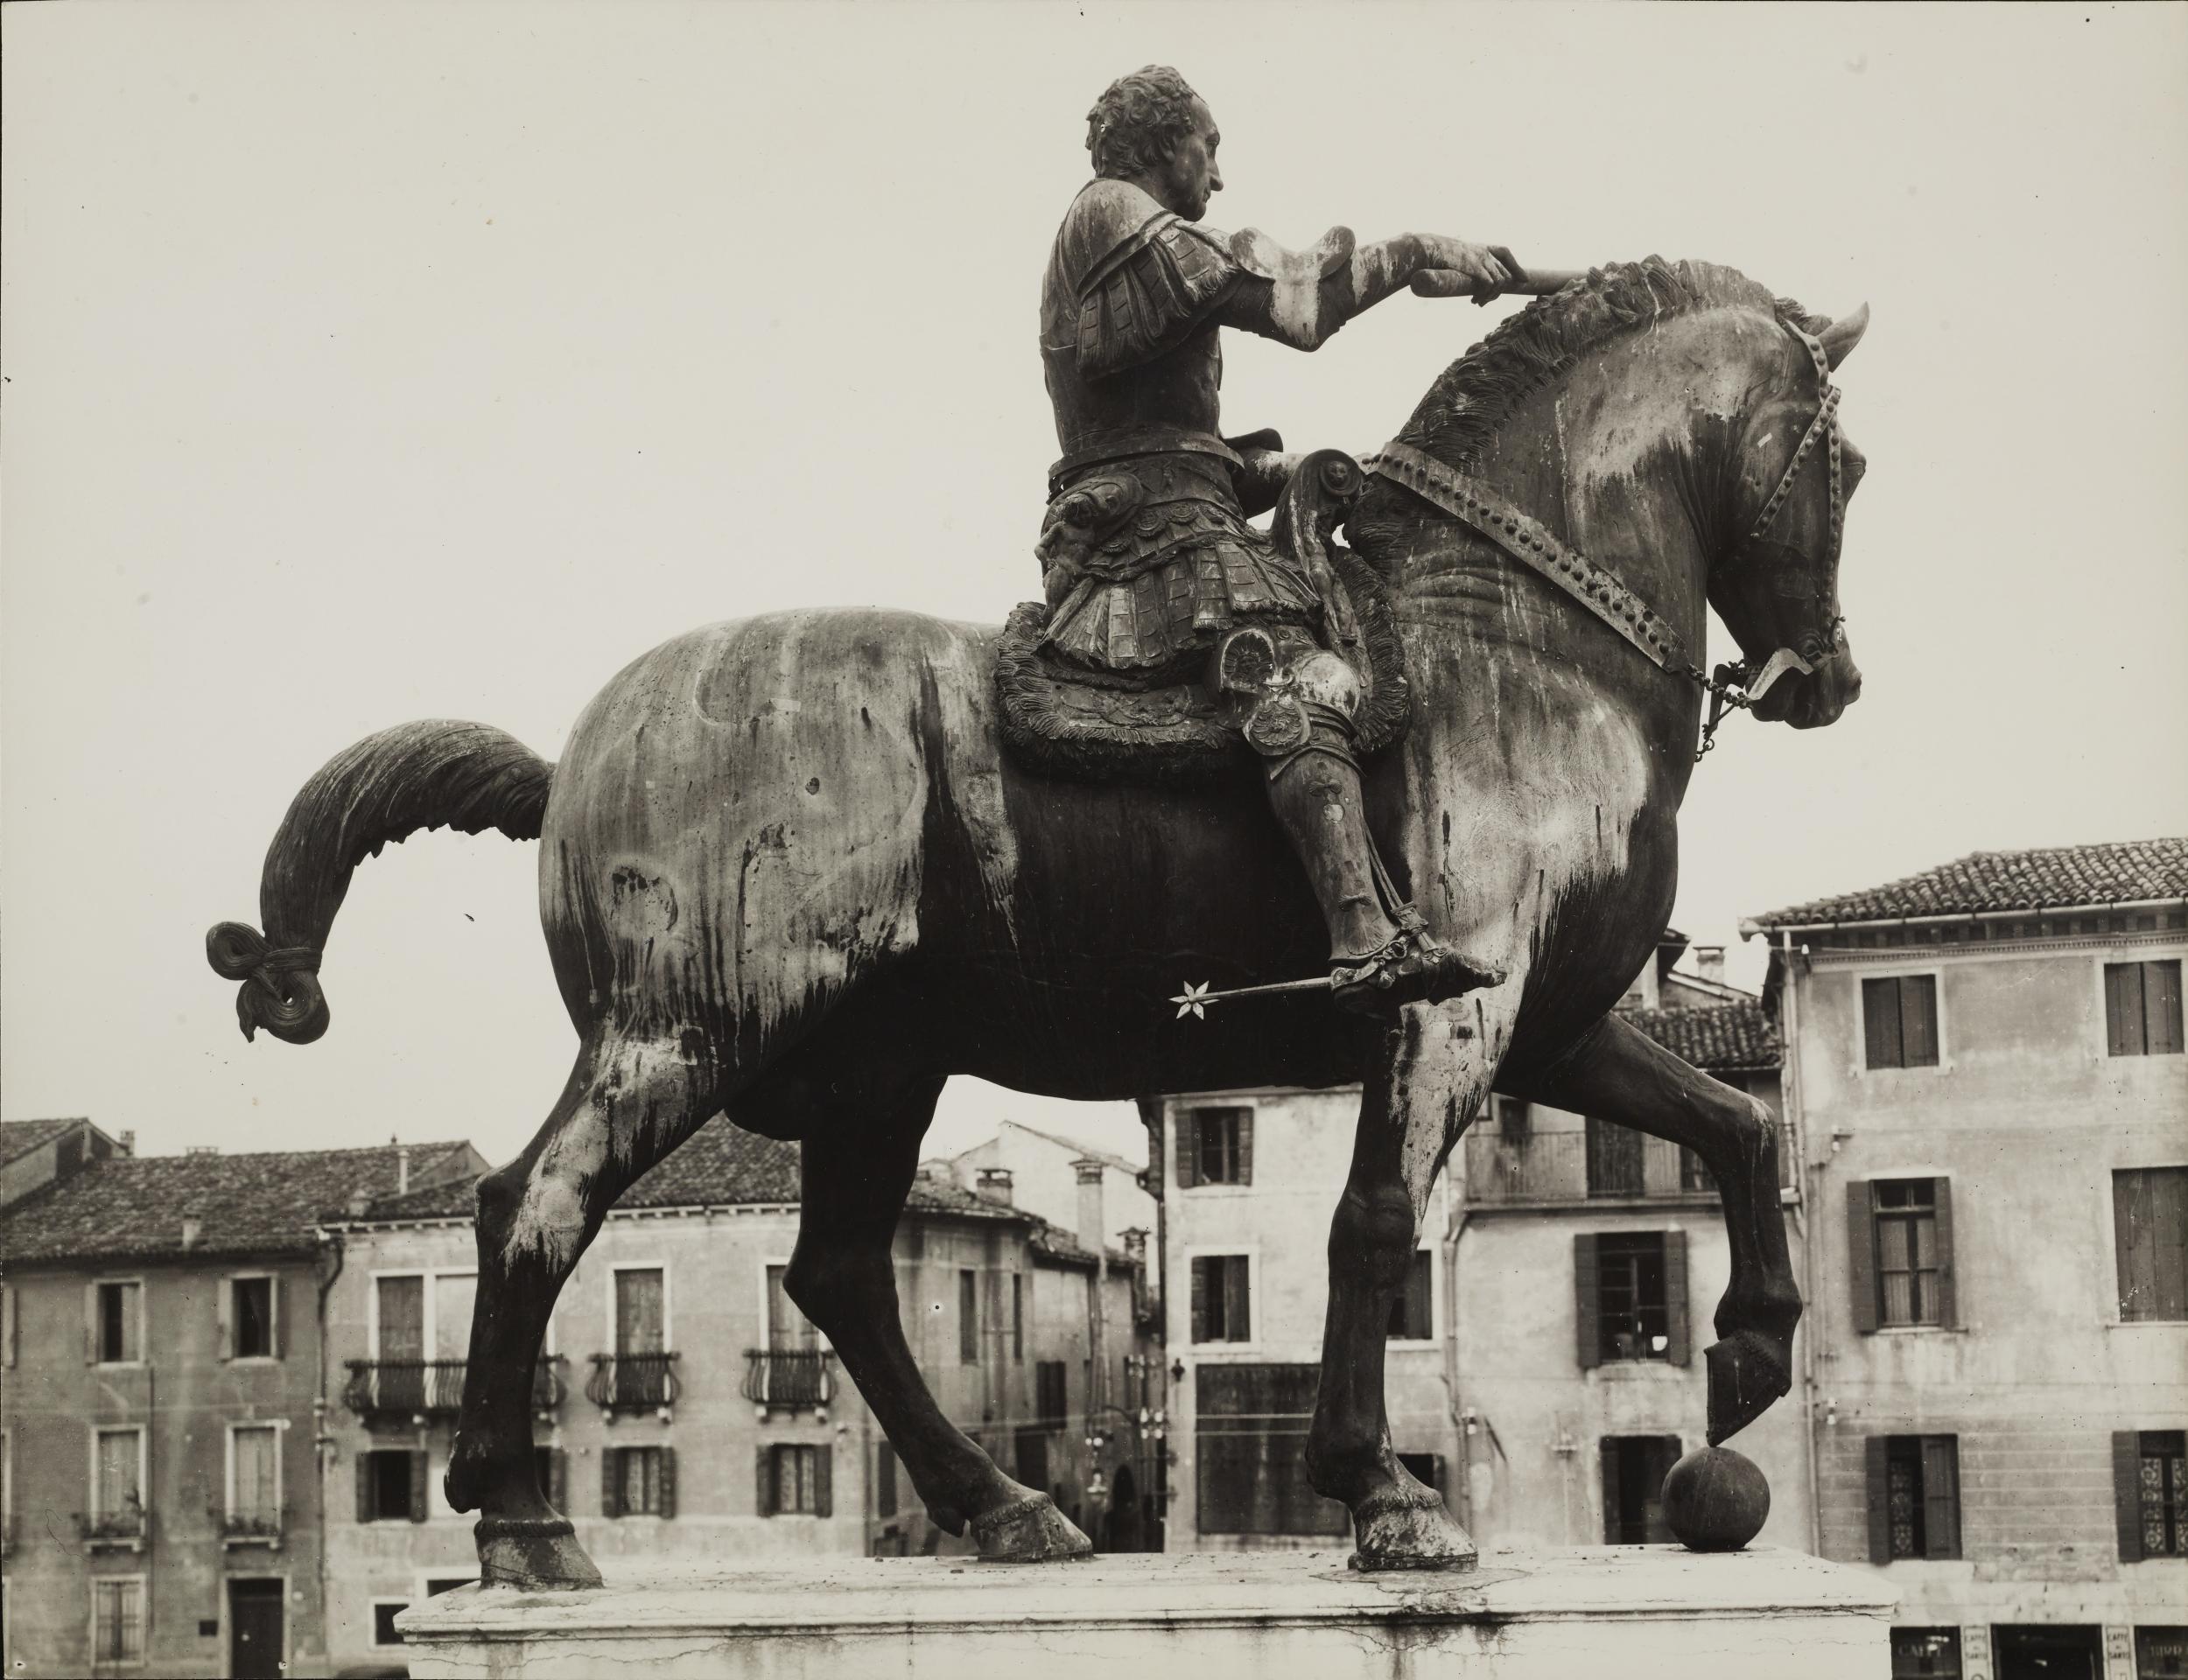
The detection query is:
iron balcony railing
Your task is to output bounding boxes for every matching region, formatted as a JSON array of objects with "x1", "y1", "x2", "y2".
[
  {"x1": 1462, "y1": 1130, "x2": 1727, "y2": 1205},
  {"x1": 740, "y1": 1346, "x2": 832, "y2": 1409},
  {"x1": 343, "y1": 1356, "x2": 566, "y2": 1421},
  {"x1": 586, "y1": 1351, "x2": 681, "y2": 1414}
]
